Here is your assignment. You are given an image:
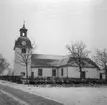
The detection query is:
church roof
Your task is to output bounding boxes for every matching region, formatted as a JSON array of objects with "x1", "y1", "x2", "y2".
[
  {"x1": 14, "y1": 36, "x2": 32, "y2": 49},
  {"x1": 31, "y1": 54, "x2": 100, "y2": 69},
  {"x1": 67, "y1": 57, "x2": 100, "y2": 68},
  {"x1": 31, "y1": 54, "x2": 66, "y2": 68},
  {"x1": 20, "y1": 23, "x2": 27, "y2": 31}
]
